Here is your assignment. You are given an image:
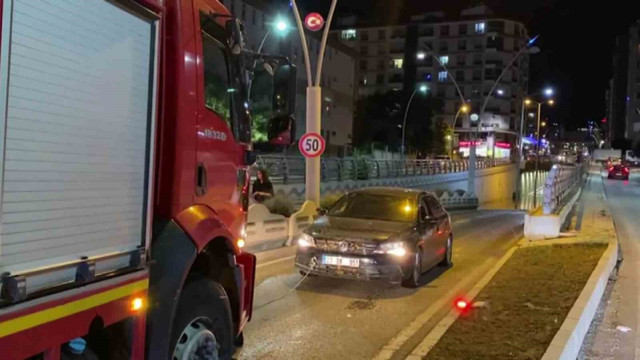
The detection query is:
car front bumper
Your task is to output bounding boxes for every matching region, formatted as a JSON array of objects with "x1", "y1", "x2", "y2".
[{"x1": 295, "y1": 249, "x2": 409, "y2": 282}]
